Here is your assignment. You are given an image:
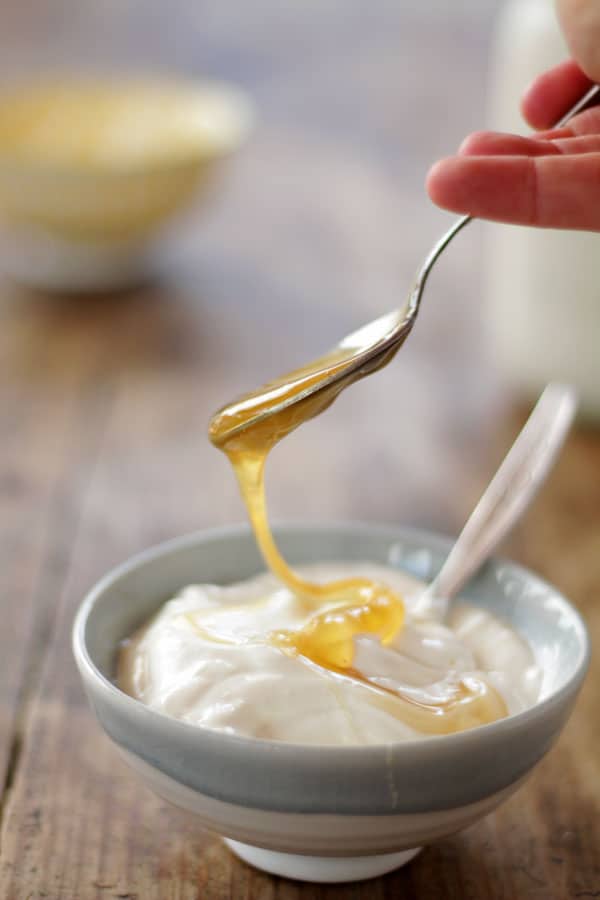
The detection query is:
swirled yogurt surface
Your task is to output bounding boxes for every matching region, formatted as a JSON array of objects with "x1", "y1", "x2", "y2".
[{"x1": 119, "y1": 562, "x2": 542, "y2": 745}]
